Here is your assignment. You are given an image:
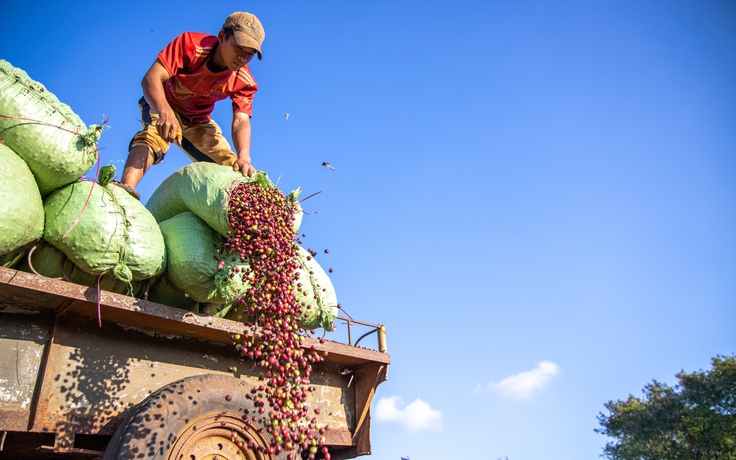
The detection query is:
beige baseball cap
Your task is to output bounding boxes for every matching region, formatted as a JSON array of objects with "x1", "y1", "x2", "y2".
[{"x1": 222, "y1": 12, "x2": 265, "y2": 60}]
